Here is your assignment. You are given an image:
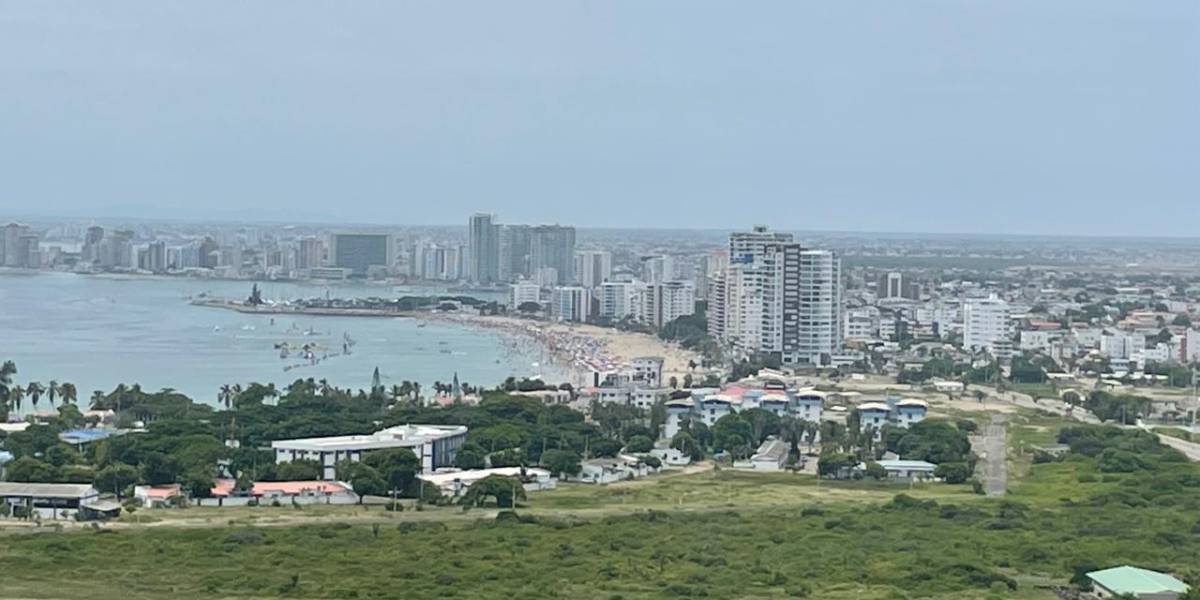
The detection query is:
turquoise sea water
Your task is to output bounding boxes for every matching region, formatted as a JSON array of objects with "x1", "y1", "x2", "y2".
[{"x1": 0, "y1": 271, "x2": 555, "y2": 407}]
